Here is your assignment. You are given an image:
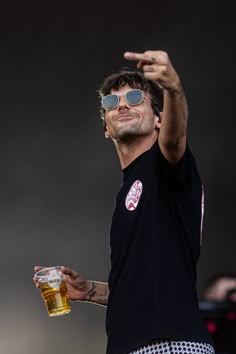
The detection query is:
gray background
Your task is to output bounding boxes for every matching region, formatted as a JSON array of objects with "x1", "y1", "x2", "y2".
[{"x1": 0, "y1": 1, "x2": 235, "y2": 353}]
